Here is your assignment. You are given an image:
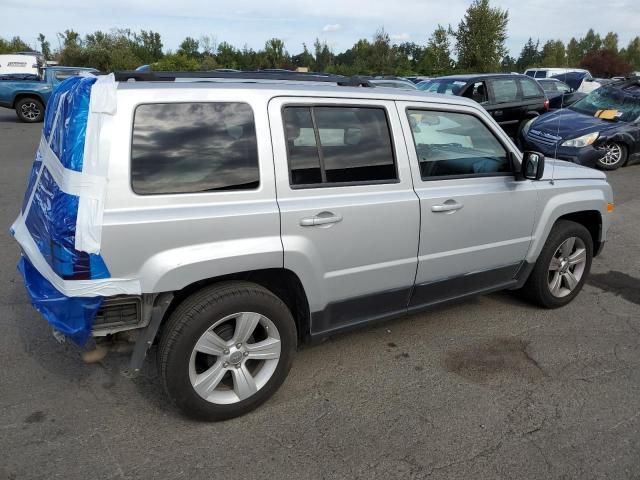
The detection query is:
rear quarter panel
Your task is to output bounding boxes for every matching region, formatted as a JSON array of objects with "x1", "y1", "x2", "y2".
[{"x1": 99, "y1": 88, "x2": 283, "y2": 293}]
